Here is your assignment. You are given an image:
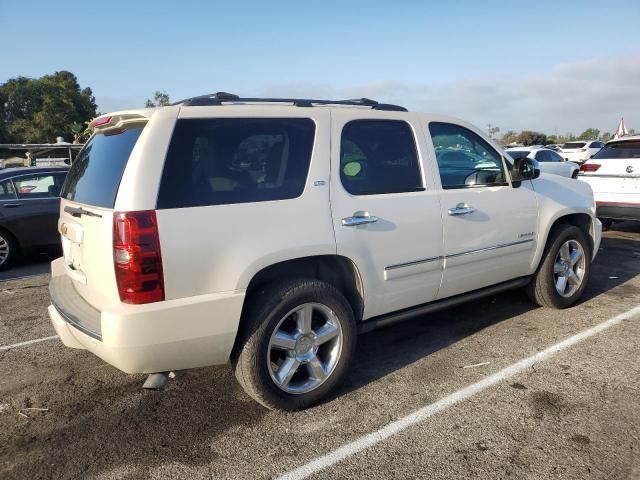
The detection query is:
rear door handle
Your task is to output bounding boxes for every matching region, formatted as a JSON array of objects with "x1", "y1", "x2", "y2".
[
  {"x1": 342, "y1": 211, "x2": 378, "y2": 226},
  {"x1": 2, "y1": 203, "x2": 23, "y2": 208},
  {"x1": 447, "y1": 203, "x2": 475, "y2": 216}
]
